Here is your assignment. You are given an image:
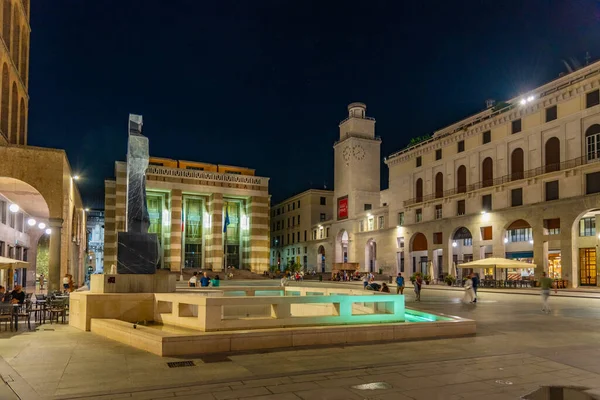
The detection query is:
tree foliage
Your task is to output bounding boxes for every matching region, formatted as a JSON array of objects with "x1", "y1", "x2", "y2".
[{"x1": 36, "y1": 236, "x2": 49, "y2": 277}]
